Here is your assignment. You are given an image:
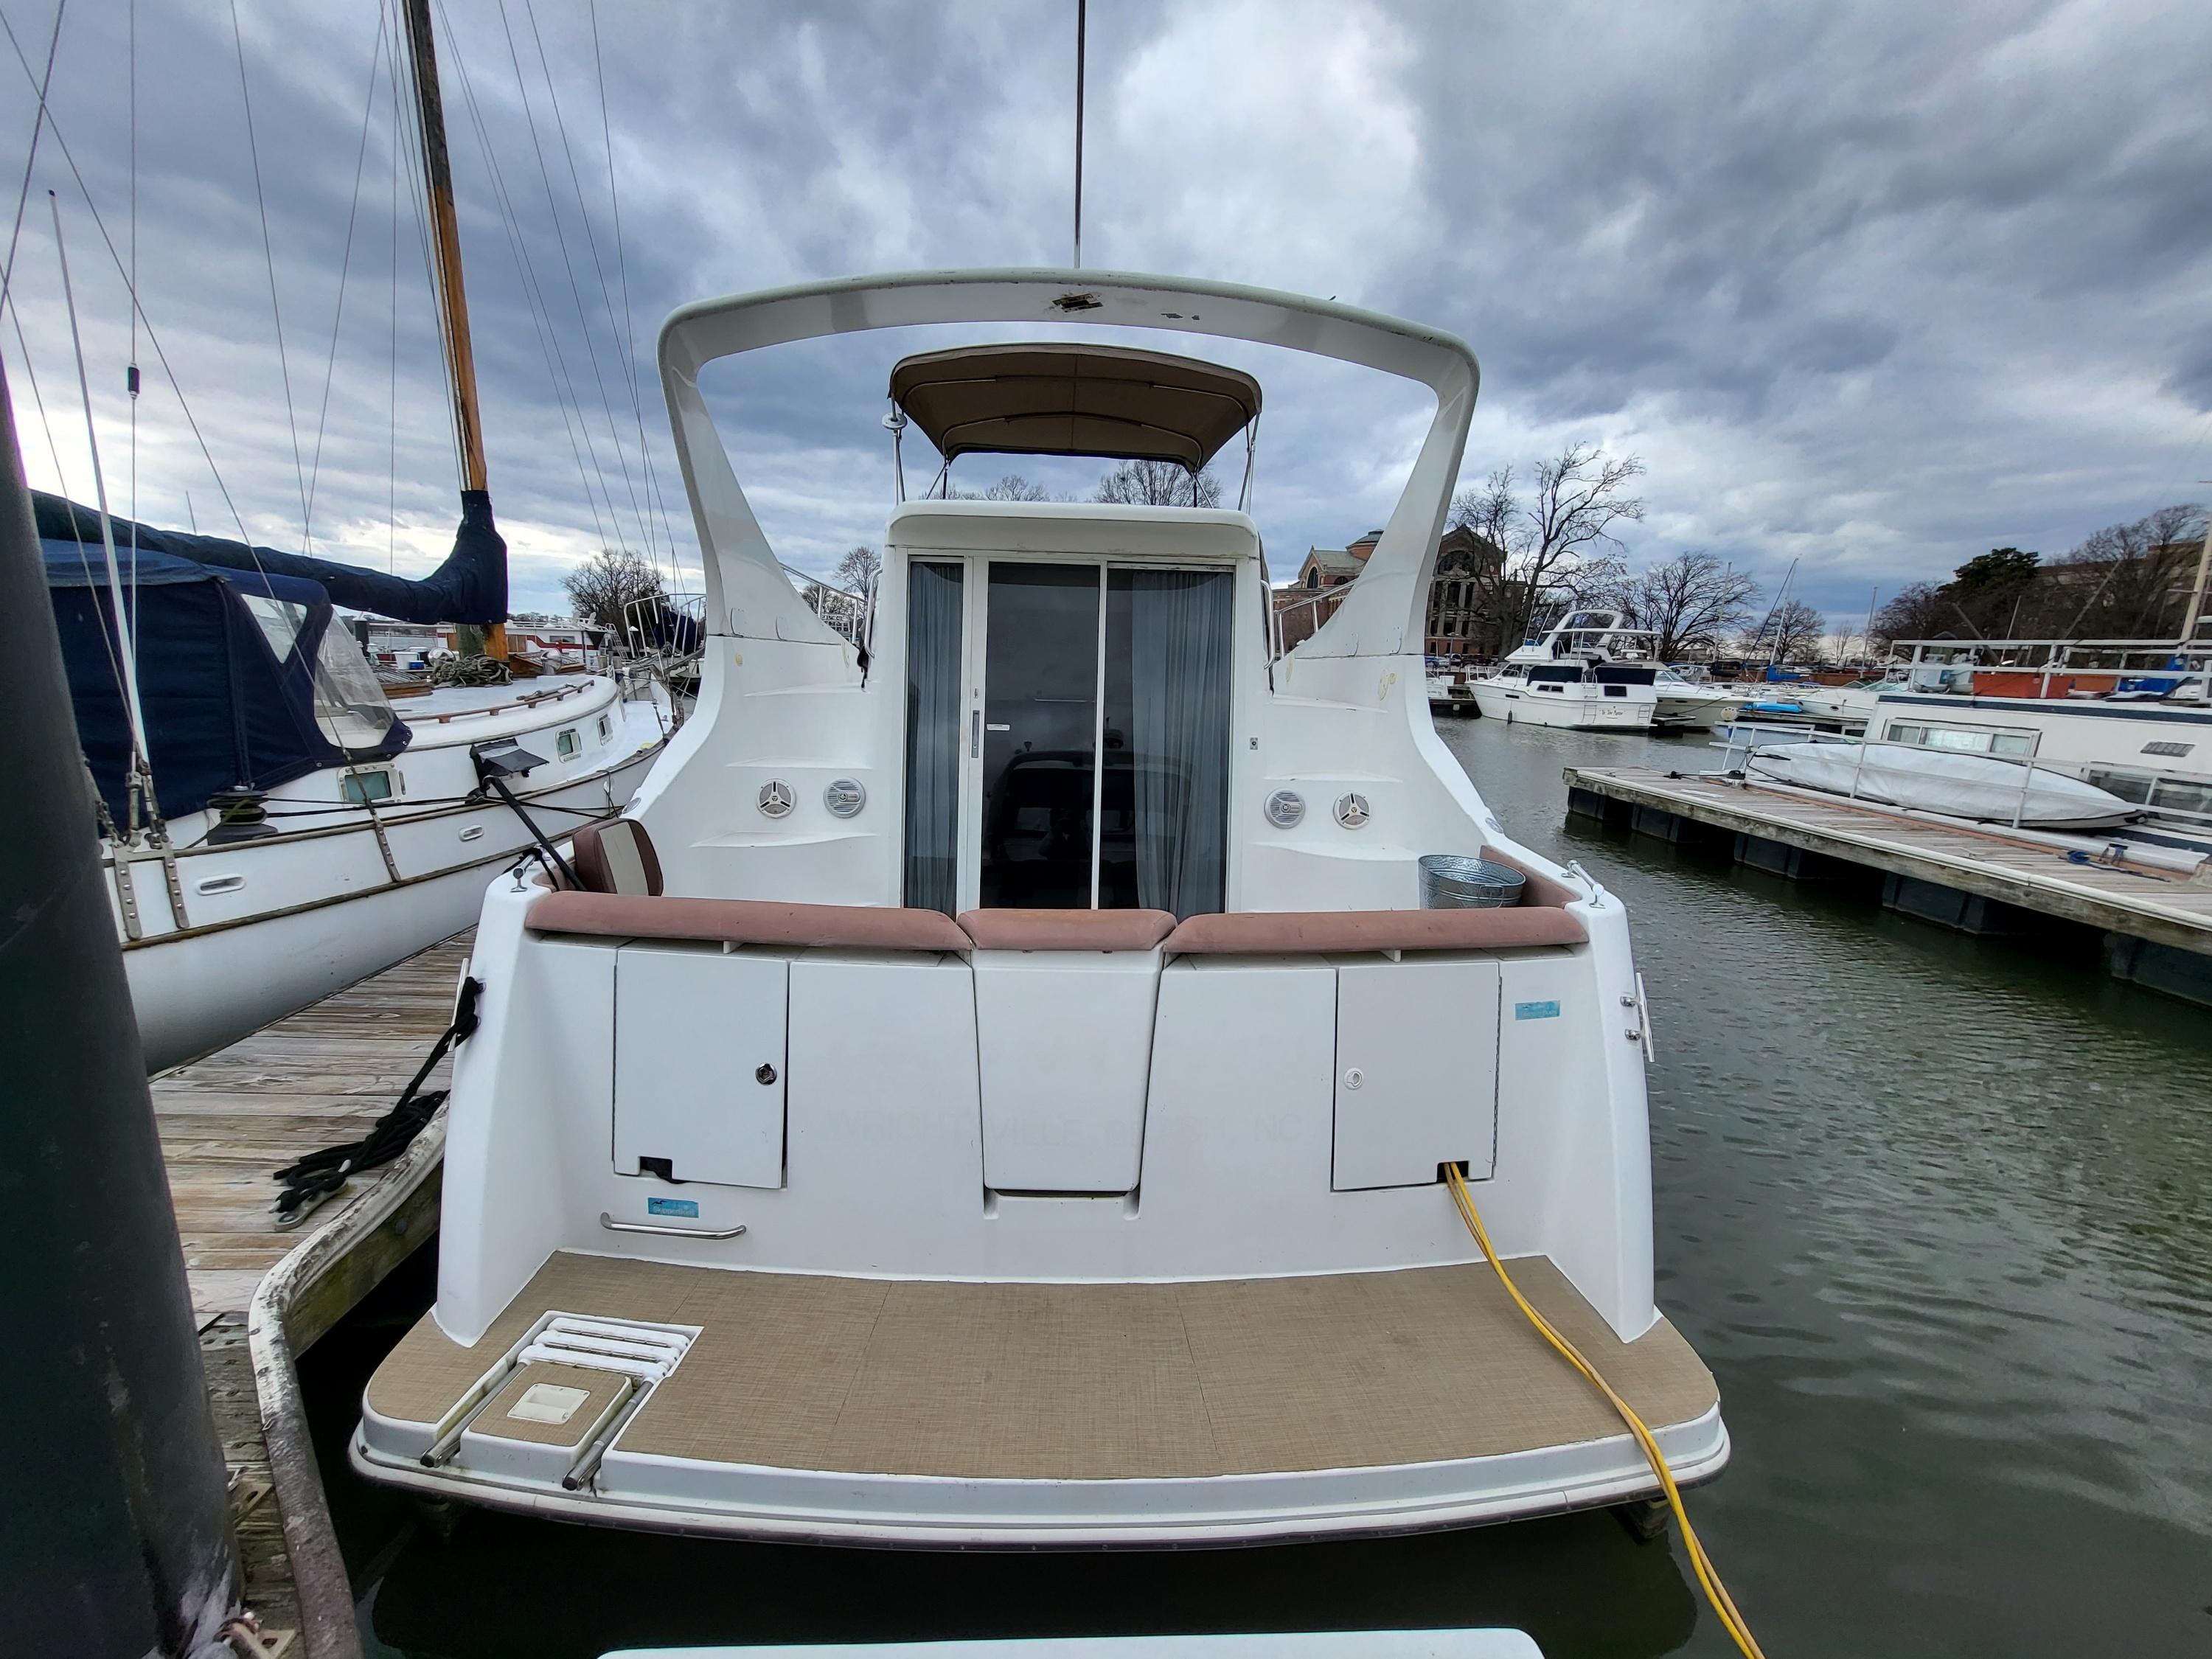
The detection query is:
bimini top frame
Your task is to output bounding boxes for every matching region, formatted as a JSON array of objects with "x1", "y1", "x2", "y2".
[{"x1": 657, "y1": 269, "x2": 1480, "y2": 660}]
